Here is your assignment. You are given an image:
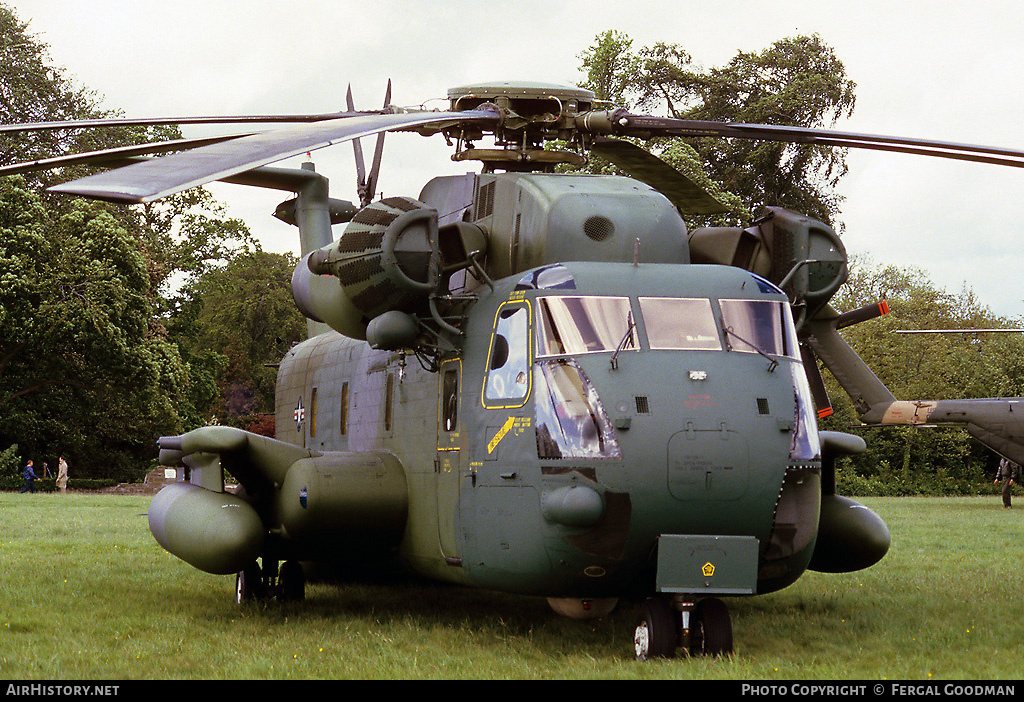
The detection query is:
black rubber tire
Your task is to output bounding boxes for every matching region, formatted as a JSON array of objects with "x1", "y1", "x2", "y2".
[
  {"x1": 278, "y1": 560, "x2": 306, "y2": 602},
  {"x1": 235, "y1": 561, "x2": 263, "y2": 603},
  {"x1": 690, "y1": 598, "x2": 733, "y2": 656},
  {"x1": 634, "y1": 597, "x2": 678, "y2": 660}
]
